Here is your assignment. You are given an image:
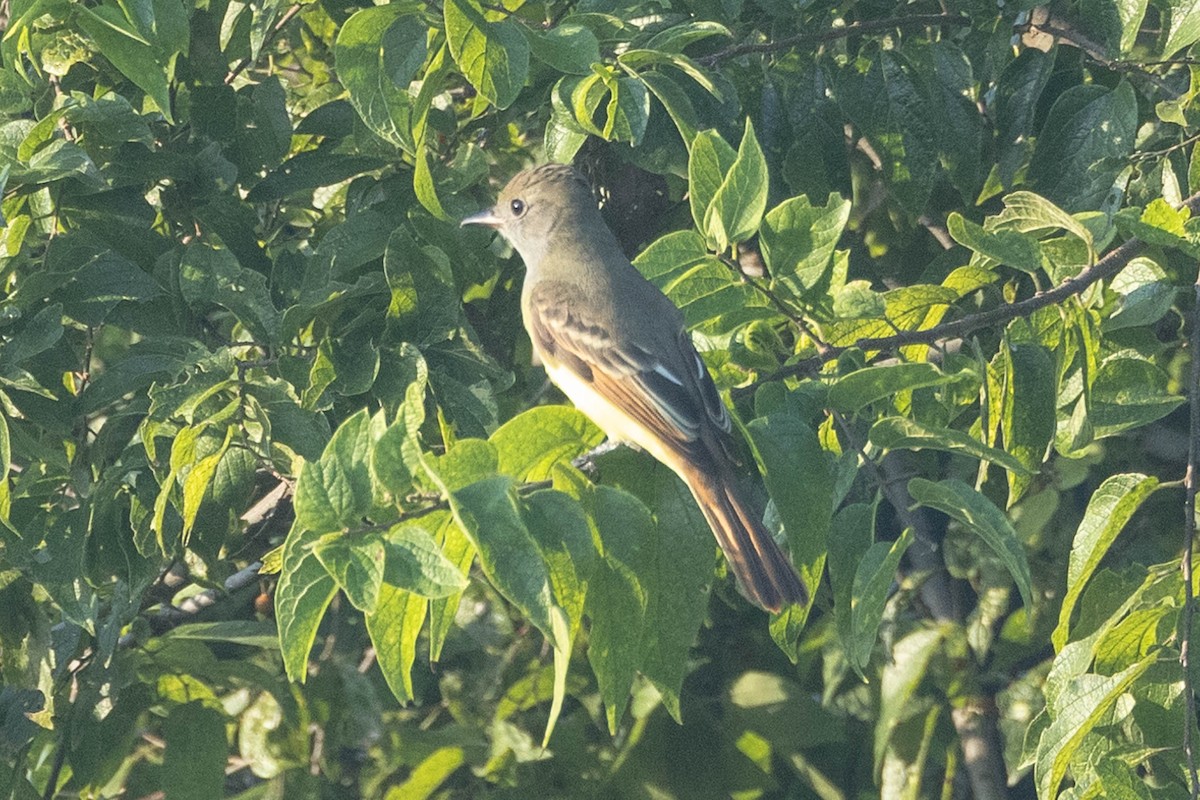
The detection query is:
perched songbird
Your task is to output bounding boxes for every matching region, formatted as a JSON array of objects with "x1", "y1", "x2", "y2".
[{"x1": 462, "y1": 164, "x2": 806, "y2": 612}]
